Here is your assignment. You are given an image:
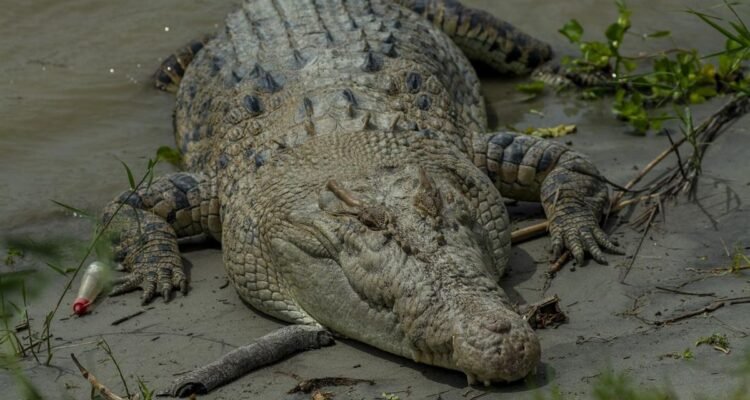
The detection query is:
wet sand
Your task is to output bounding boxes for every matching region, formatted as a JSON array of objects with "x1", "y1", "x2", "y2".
[{"x1": 1, "y1": 1, "x2": 749, "y2": 399}]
